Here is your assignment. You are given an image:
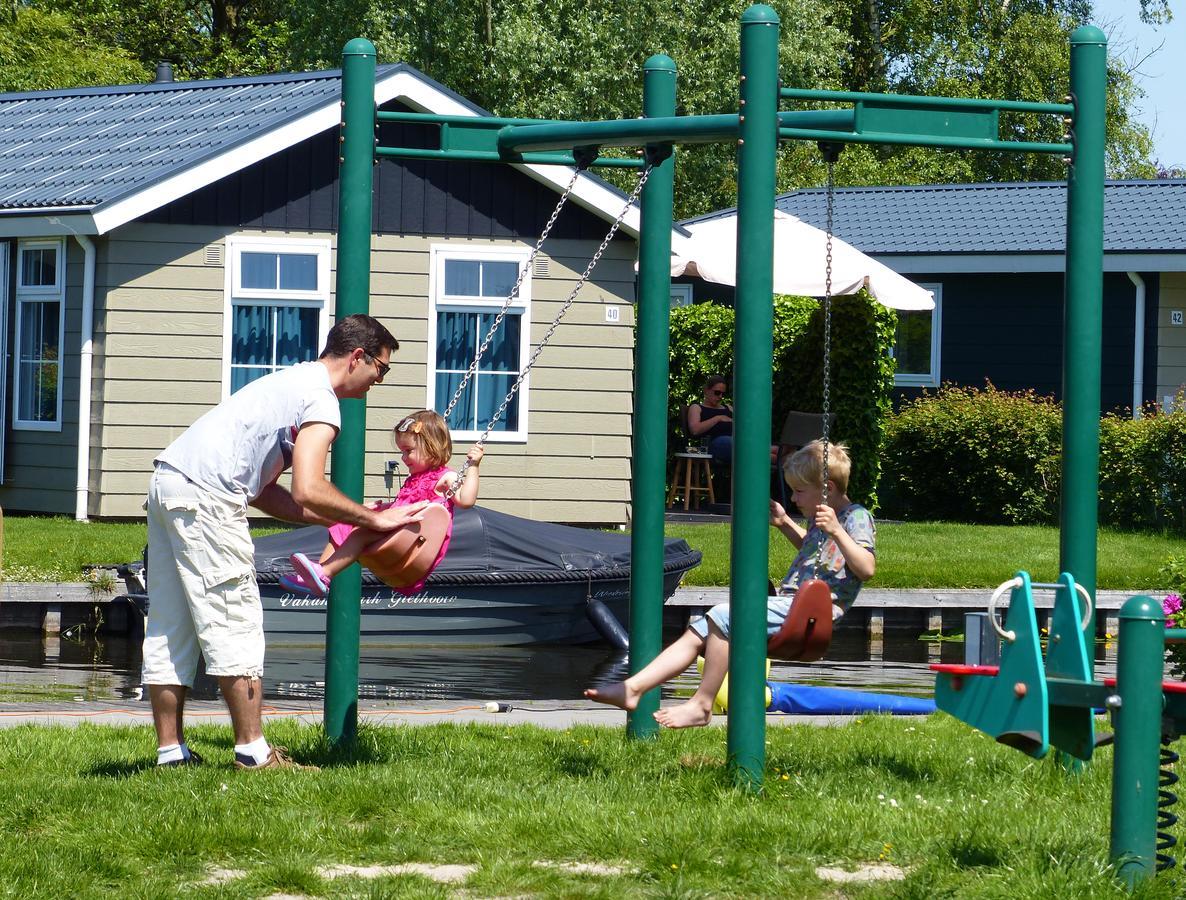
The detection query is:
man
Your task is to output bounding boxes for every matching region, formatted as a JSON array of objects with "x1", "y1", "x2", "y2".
[{"x1": 142, "y1": 314, "x2": 427, "y2": 769}]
